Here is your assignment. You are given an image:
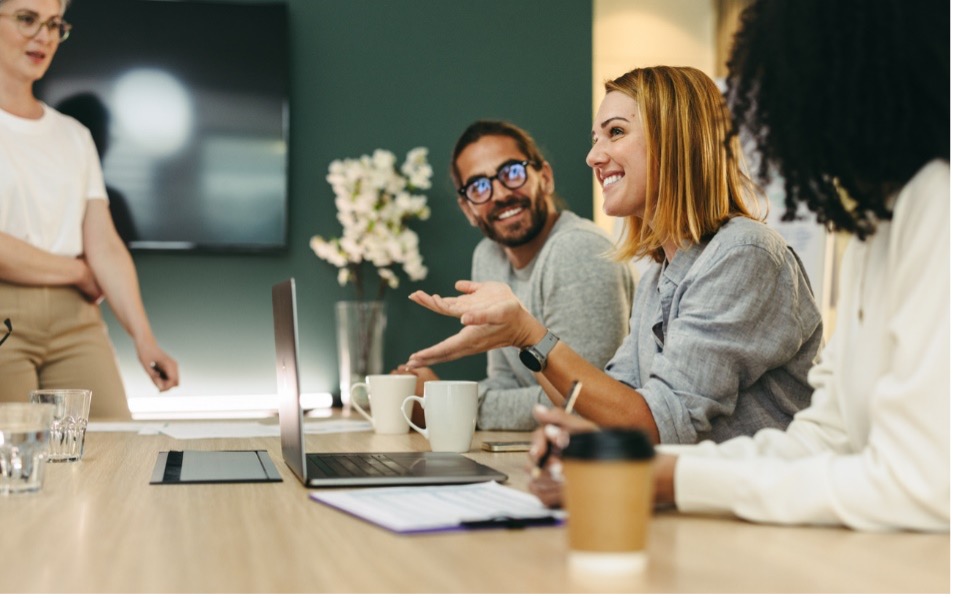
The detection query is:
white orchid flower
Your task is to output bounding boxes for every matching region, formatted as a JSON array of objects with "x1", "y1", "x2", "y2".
[{"x1": 313, "y1": 147, "x2": 432, "y2": 298}]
